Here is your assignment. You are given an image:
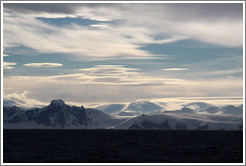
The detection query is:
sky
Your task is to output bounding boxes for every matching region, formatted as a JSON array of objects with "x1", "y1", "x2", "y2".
[{"x1": 2, "y1": 2, "x2": 244, "y2": 109}]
